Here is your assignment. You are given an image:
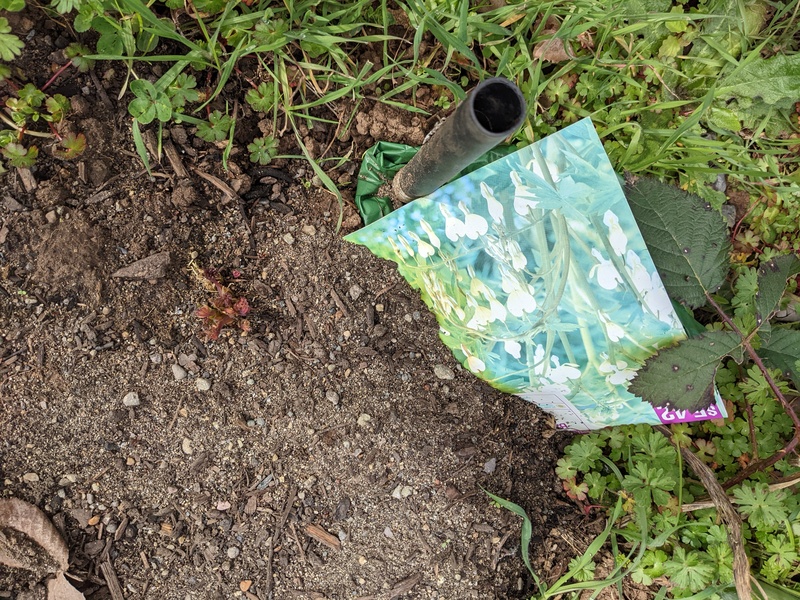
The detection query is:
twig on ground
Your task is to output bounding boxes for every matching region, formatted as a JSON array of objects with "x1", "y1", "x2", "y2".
[{"x1": 656, "y1": 425, "x2": 751, "y2": 600}]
